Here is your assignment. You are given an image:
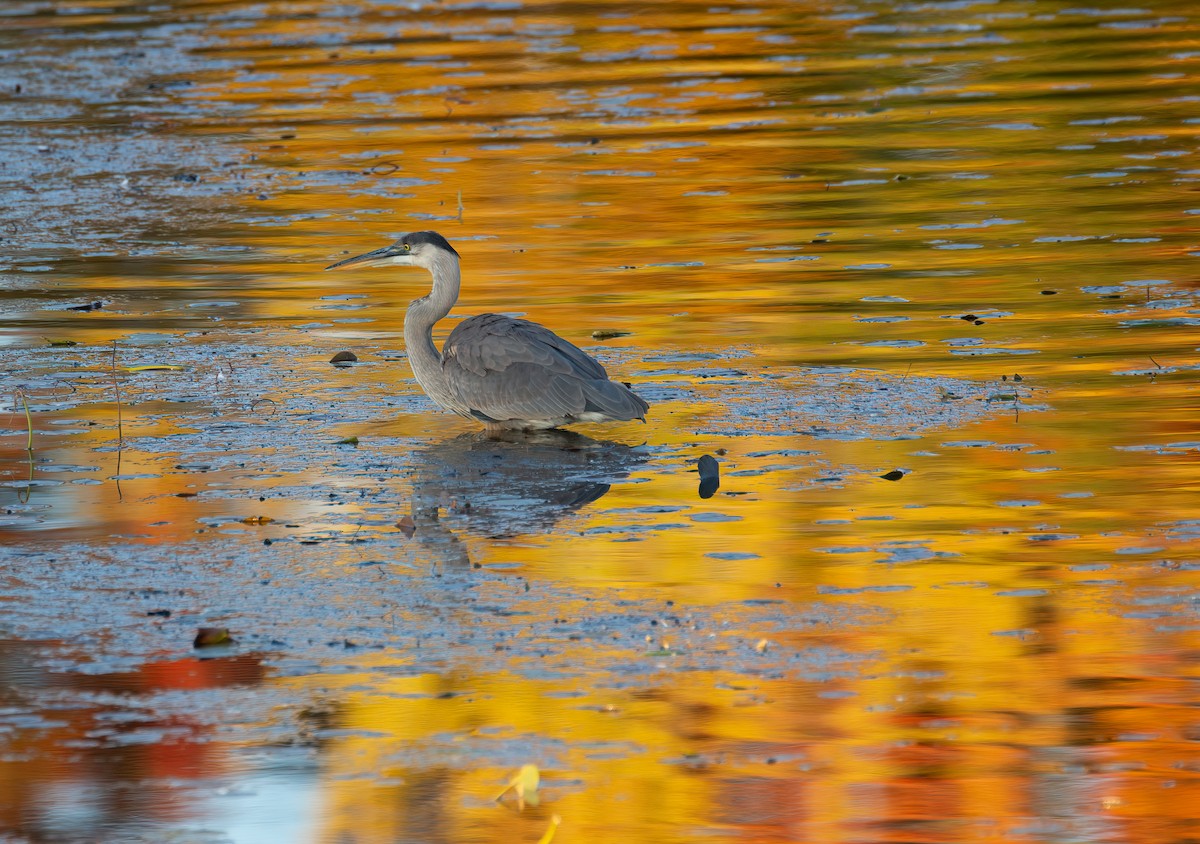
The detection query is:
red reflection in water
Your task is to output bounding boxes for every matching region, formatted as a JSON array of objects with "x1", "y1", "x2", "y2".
[{"x1": 0, "y1": 639, "x2": 268, "y2": 838}]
